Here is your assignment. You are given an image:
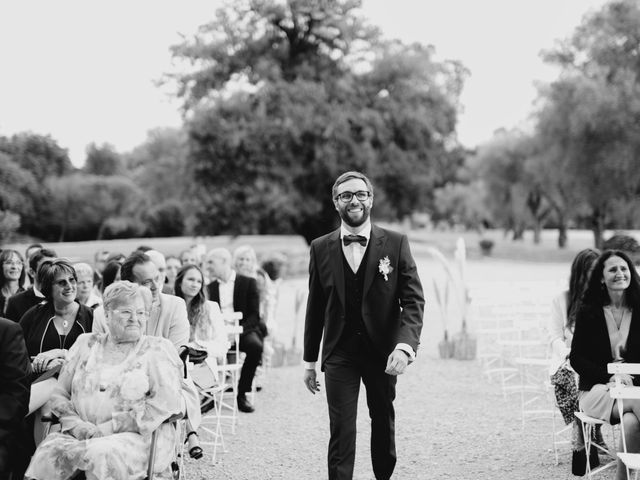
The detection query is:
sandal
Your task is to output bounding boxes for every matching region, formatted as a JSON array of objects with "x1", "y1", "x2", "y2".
[{"x1": 185, "y1": 431, "x2": 203, "y2": 460}]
